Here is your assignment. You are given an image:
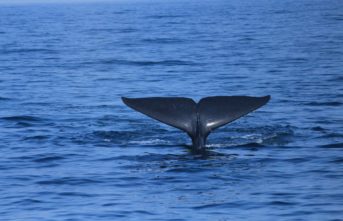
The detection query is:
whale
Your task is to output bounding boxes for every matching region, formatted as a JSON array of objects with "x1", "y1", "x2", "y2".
[{"x1": 122, "y1": 95, "x2": 270, "y2": 151}]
